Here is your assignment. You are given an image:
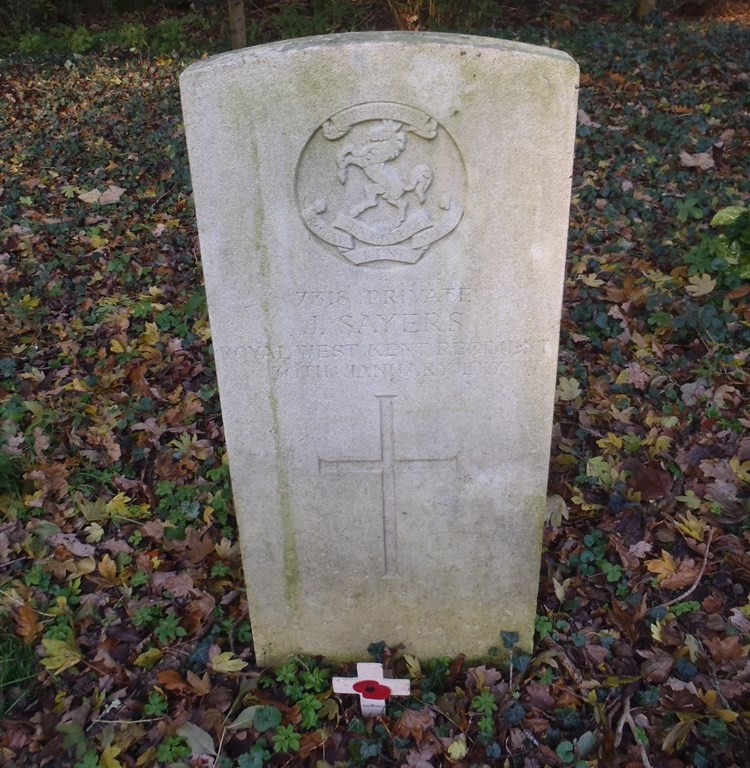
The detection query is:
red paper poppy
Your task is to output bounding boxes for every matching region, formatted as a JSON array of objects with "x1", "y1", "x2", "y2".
[{"x1": 353, "y1": 679, "x2": 391, "y2": 700}]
